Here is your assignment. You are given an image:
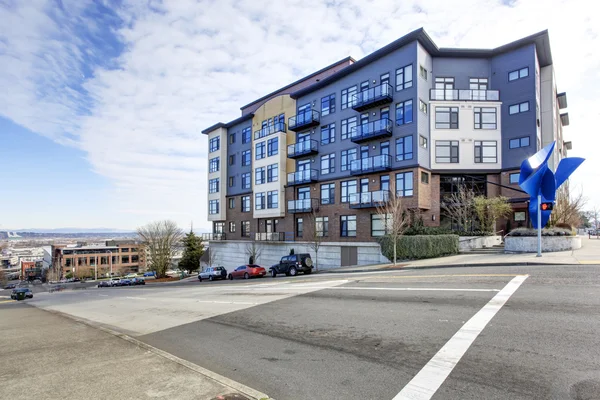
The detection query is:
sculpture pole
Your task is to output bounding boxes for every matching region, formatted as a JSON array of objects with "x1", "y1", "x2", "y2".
[{"x1": 537, "y1": 195, "x2": 542, "y2": 257}]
